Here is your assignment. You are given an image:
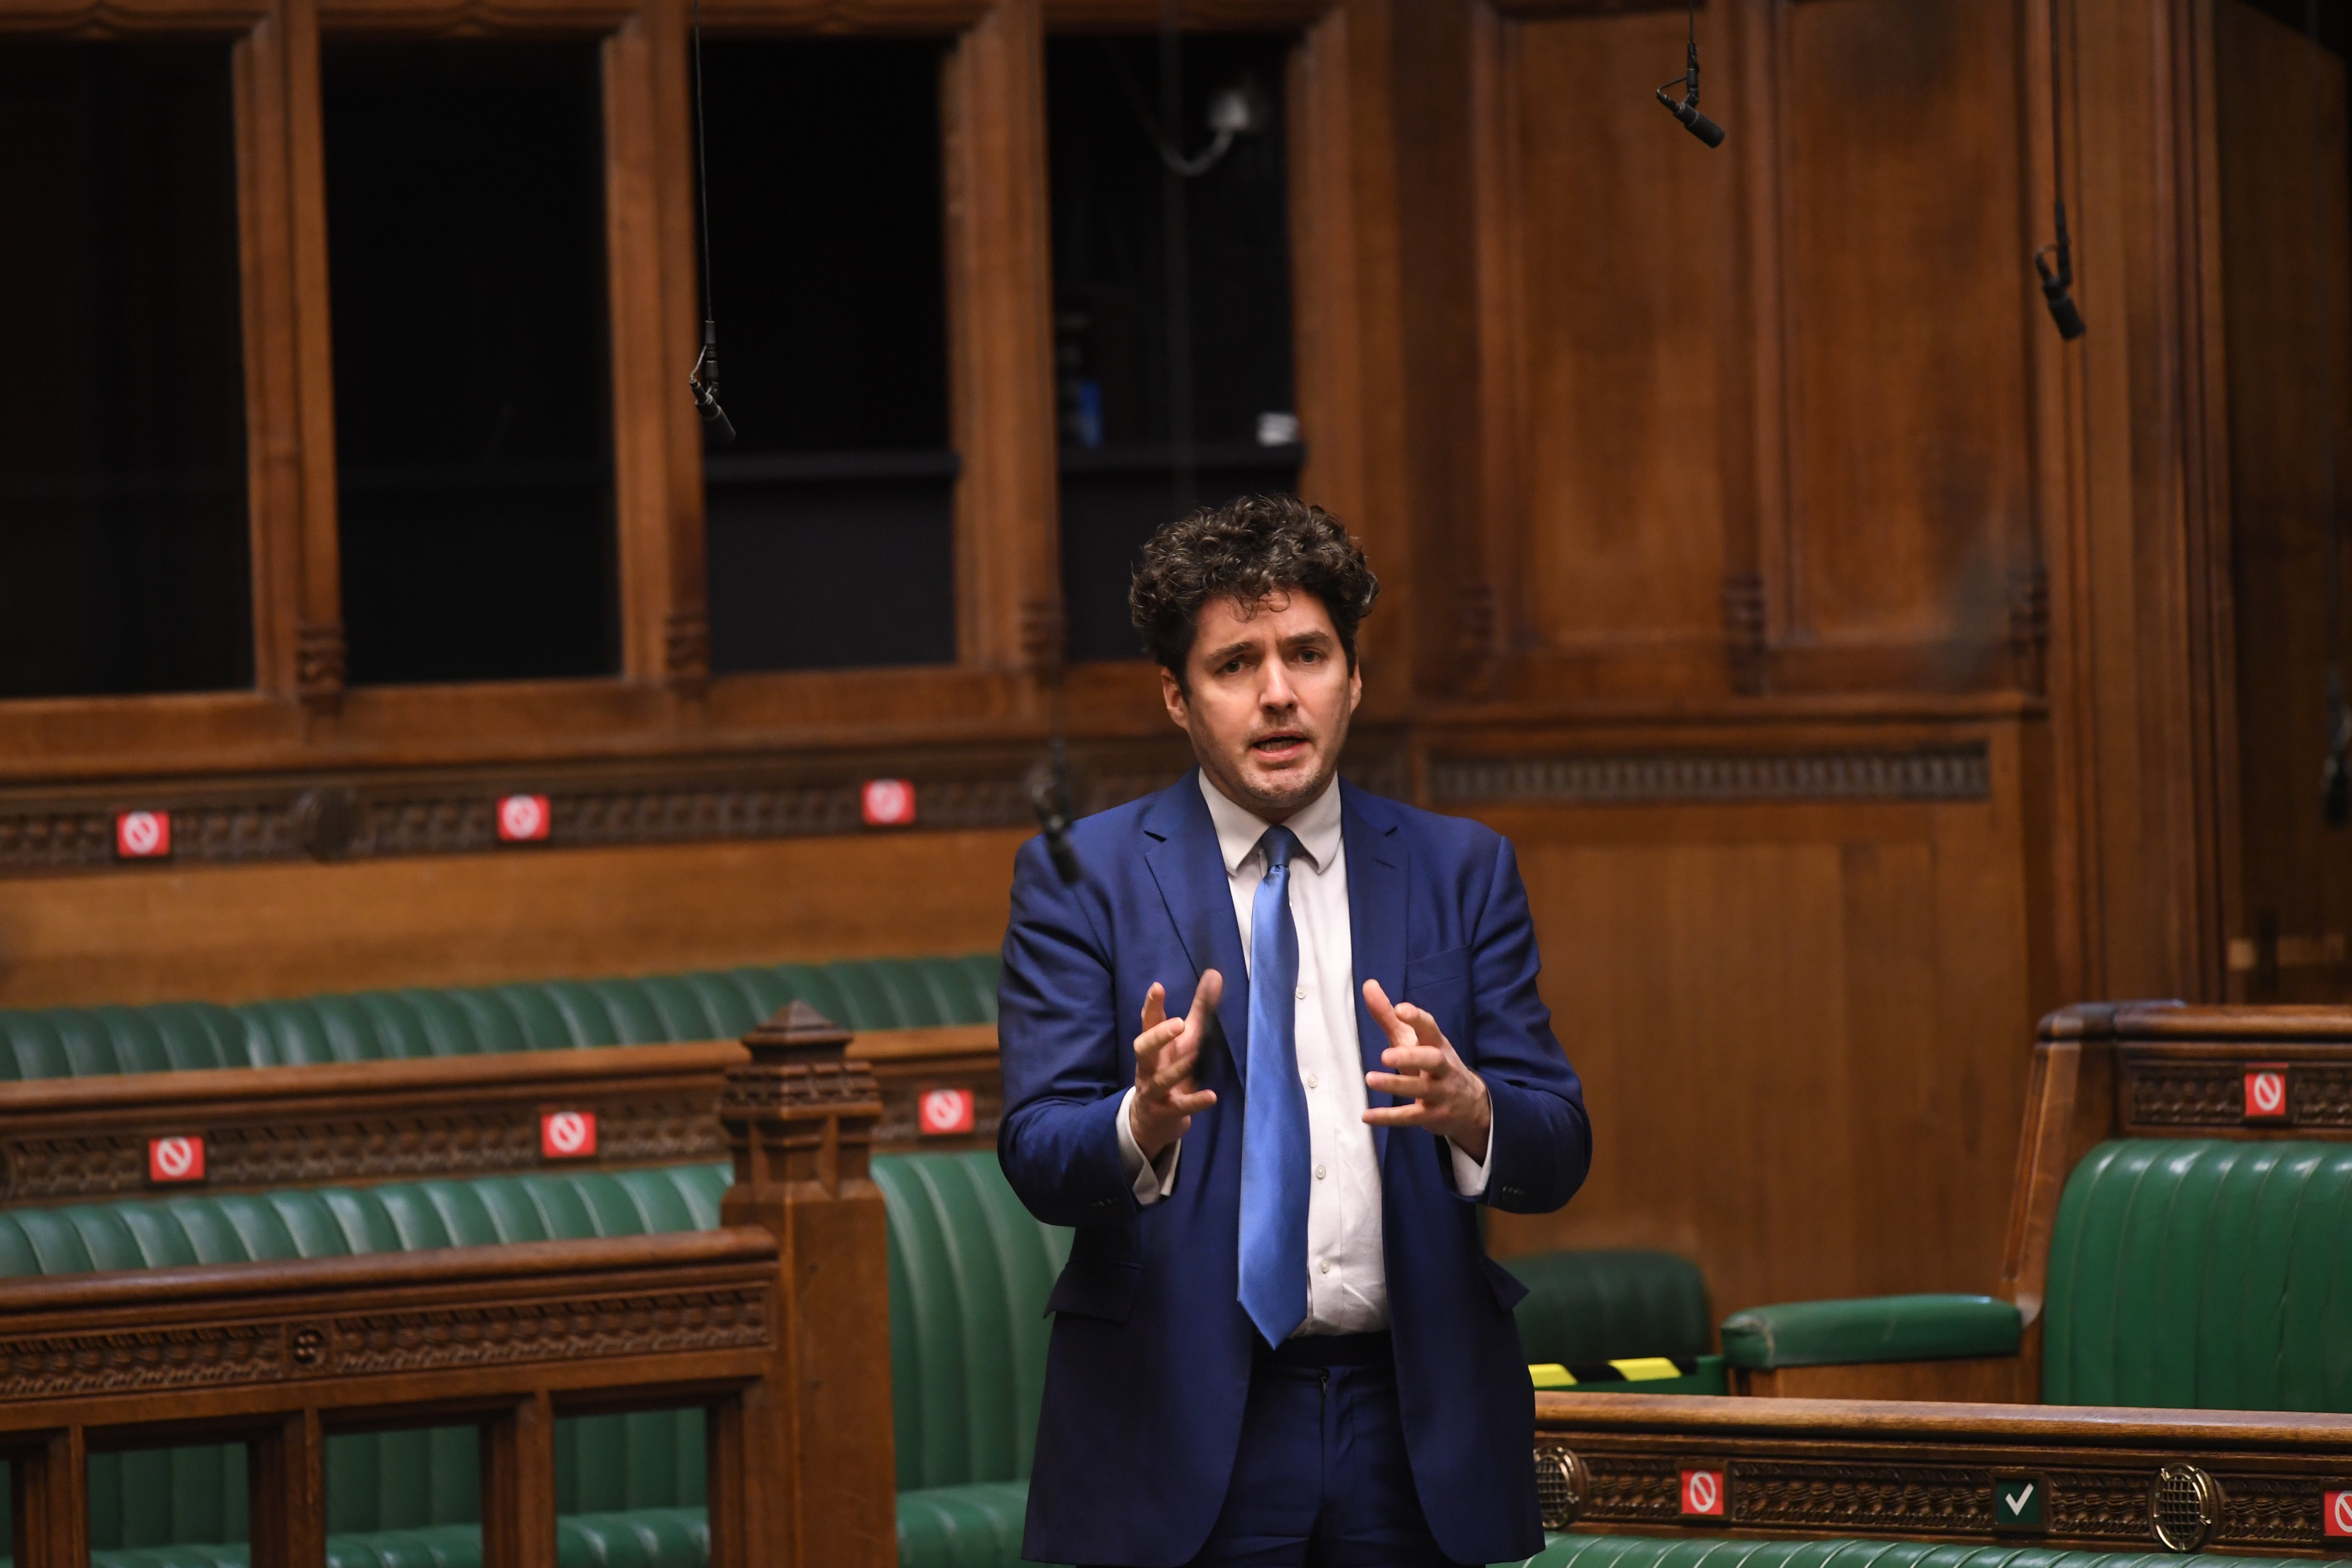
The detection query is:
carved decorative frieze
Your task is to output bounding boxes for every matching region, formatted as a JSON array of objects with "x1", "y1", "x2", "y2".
[
  {"x1": 2121, "y1": 1057, "x2": 2352, "y2": 1133},
  {"x1": 324, "y1": 1286, "x2": 770, "y2": 1376},
  {"x1": 0, "y1": 1322, "x2": 285, "y2": 1399},
  {"x1": 1533, "y1": 1440, "x2": 2339, "y2": 1552},
  {"x1": 0, "y1": 1102, "x2": 725, "y2": 1204},
  {"x1": 1431, "y1": 746, "x2": 1990, "y2": 807}
]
